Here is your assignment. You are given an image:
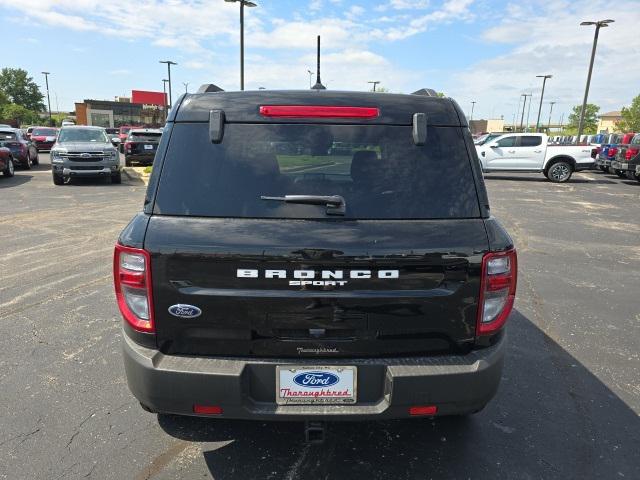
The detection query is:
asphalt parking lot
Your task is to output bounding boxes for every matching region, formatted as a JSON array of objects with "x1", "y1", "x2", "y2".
[{"x1": 1, "y1": 155, "x2": 639, "y2": 479}]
